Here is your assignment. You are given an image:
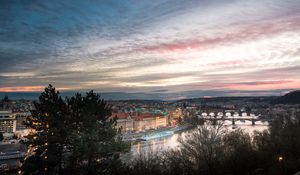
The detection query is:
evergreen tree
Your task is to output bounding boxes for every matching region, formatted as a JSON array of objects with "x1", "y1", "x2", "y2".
[
  {"x1": 20, "y1": 85, "x2": 129, "y2": 175},
  {"x1": 65, "y1": 91, "x2": 129, "y2": 175},
  {"x1": 1, "y1": 95, "x2": 10, "y2": 110},
  {"x1": 3, "y1": 95, "x2": 9, "y2": 102},
  {"x1": 20, "y1": 85, "x2": 68, "y2": 175},
  {"x1": 0, "y1": 132, "x2": 3, "y2": 142}
]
